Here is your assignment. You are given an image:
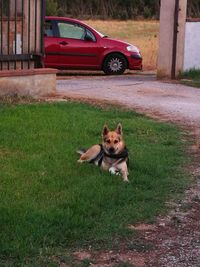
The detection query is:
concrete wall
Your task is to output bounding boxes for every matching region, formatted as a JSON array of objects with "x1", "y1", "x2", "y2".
[
  {"x1": 176, "y1": 0, "x2": 187, "y2": 75},
  {"x1": 157, "y1": 0, "x2": 187, "y2": 78},
  {"x1": 0, "y1": 69, "x2": 57, "y2": 97},
  {"x1": 157, "y1": 0, "x2": 175, "y2": 78},
  {"x1": 184, "y1": 22, "x2": 200, "y2": 71}
]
